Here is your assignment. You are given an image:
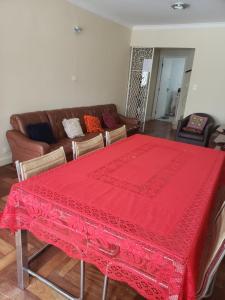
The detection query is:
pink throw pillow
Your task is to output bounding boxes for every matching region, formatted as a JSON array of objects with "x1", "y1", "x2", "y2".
[{"x1": 186, "y1": 114, "x2": 208, "y2": 133}]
